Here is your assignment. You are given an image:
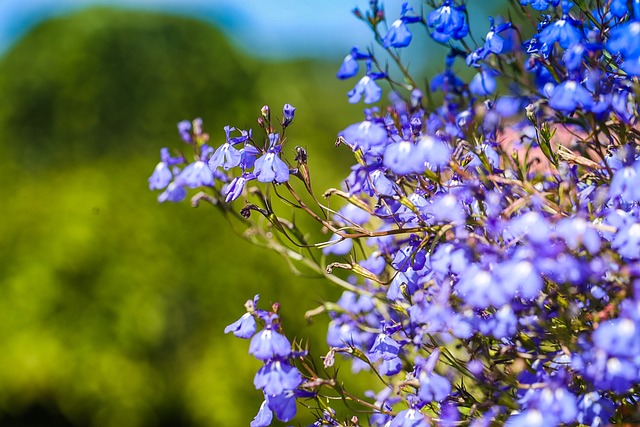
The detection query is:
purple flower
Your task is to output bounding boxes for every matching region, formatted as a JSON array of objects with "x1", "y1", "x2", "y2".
[
  {"x1": 223, "y1": 173, "x2": 253, "y2": 203},
  {"x1": 339, "y1": 120, "x2": 388, "y2": 155},
  {"x1": 267, "y1": 391, "x2": 297, "y2": 422},
  {"x1": 389, "y1": 409, "x2": 430, "y2": 427},
  {"x1": 383, "y1": 140, "x2": 422, "y2": 175},
  {"x1": 224, "y1": 312, "x2": 257, "y2": 339},
  {"x1": 538, "y1": 16, "x2": 583, "y2": 49},
  {"x1": 157, "y1": 182, "x2": 187, "y2": 203},
  {"x1": 253, "y1": 134, "x2": 290, "y2": 183},
  {"x1": 249, "y1": 327, "x2": 292, "y2": 361},
  {"x1": 484, "y1": 18, "x2": 513, "y2": 55},
  {"x1": 607, "y1": 20, "x2": 640, "y2": 59},
  {"x1": 610, "y1": 160, "x2": 640, "y2": 202},
  {"x1": 322, "y1": 234, "x2": 353, "y2": 256},
  {"x1": 175, "y1": 160, "x2": 214, "y2": 188},
  {"x1": 148, "y1": 162, "x2": 173, "y2": 190},
  {"x1": 418, "y1": 371, "x2": 451, "y2": 402},
  {"x1": 250, "y1": 400, "x2": 273, "y2": 427},
  {"x1": 348, "y1": 75, "x2": 383, "y2": 104},
  {"x1": 254, "y1": 360, "x2": 303, "y2": 395},
  {"x1": 282, "y1": 103, "x2": 296, "y2": 127},
  {"x1": 177, "y1": 120, "x2": 192, "y2": 143}
]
